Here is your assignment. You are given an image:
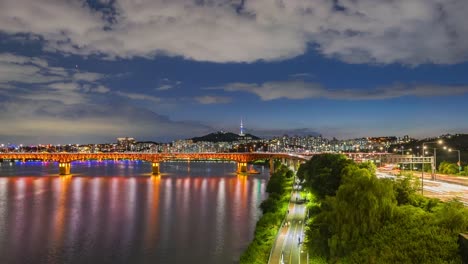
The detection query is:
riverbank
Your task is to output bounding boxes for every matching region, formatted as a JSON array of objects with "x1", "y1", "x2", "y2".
[{"x1": 239, "y1": 163, "x2": 294, "y2": 264}]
